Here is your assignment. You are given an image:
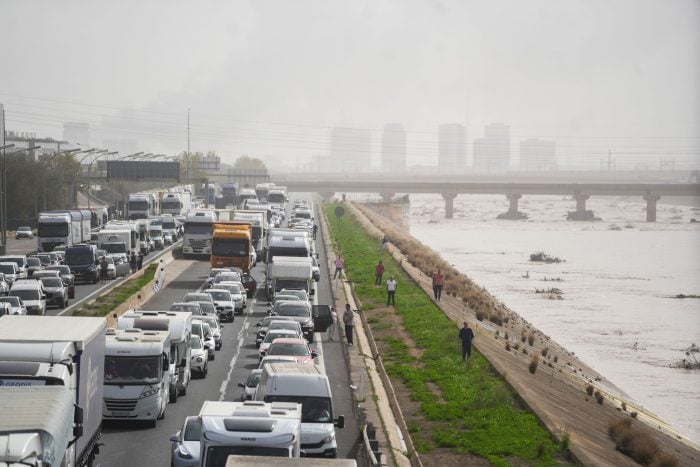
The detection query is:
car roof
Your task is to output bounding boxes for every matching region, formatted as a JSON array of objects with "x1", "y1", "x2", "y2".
[{"x1": 270, "y1": 338, "x2": 307, "y2": 345}]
